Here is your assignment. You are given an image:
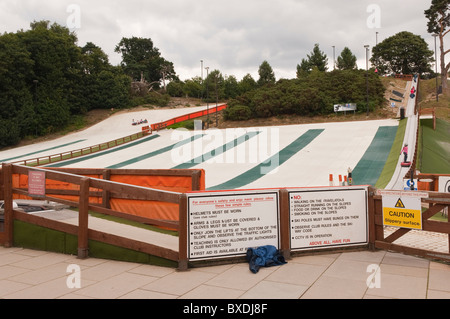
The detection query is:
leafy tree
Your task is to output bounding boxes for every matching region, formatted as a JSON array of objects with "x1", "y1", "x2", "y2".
[
  {"x1": 336, "y1": 47, "x2": 357, "y2": 70},
  {"x1": 95, "y1": 69, "x2": 131, "y2": 109},
  {"x1": 296, "y1": 44, "x2": 328, "y2": 76},
  {"x1": 296, "y1": 58, "x2": 311, "y2": 77},
  {"x1": 0, "y1": 32, "x2": 35, "y2": 140},
  {"x1": 80, "y1": 42, "x2": 110, "y2": 75},
  {"x1": 183, "y1": 76, "x2": 203, "y2": 98},
  {"x1": 307, "y1": 44, "x2": 328, "y2": 72},
  {"x1": 204, "y1": 69, "x2": 225, "y2": 102},
  {"x1": 257, "y1": 60, "x2": 276, "y2": 86},
  {"x1": 72, "y1": 42, "x2": 115, "y2": 113},
  {"x1": 18, "y1": 20, "x2": 80, "y2": 135},
  {"x1": 238, "y1": 73, "x2": 258, "y2": 93},
  {"x1": 115, "y1": 36, "x2": 176, "y2": 87},
  {"x1": 167, "y1": 80, "x2": 185, "y2": 97},
  {"x1": 0, "y1": 20, "x2": 133, "y2": 148},
  {"x1": 370, "y1": 31, "x2": 434, "y2": 75},
  {"x1": 425, "y1": 0, "x2": 450, "y2": 91},
  {"x1": 224, "y1": 75, "x2": 240, "y2": 99}
]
